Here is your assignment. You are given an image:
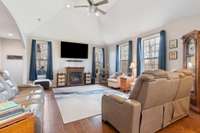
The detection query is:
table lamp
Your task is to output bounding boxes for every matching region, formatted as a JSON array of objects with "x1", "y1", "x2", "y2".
[{"x1": 129, "y1": 61, "x2": 136, "y2": 79}]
